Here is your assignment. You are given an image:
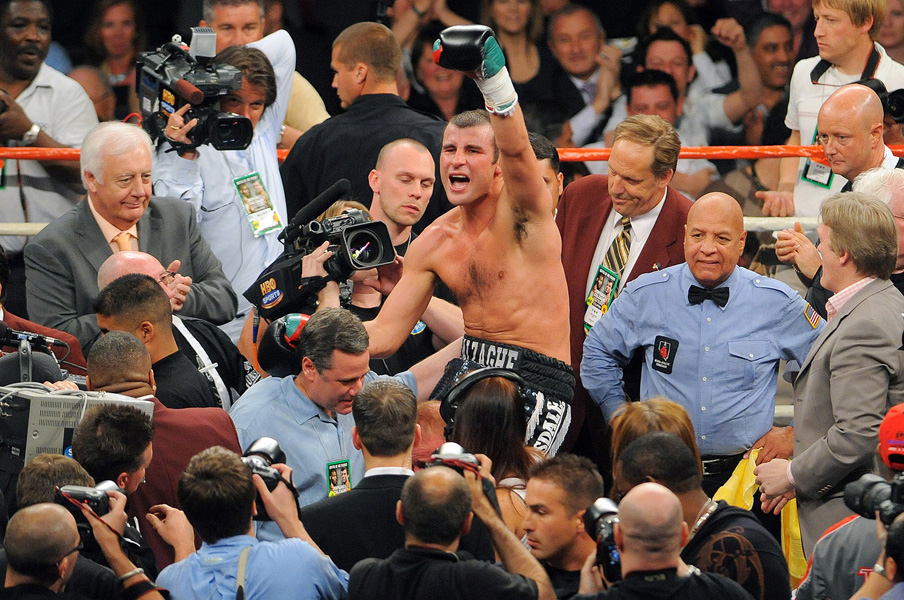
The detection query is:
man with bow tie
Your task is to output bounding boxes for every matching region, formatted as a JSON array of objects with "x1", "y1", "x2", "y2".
[
  {"x1": 582, "y1": 191, "x2": 824, "y2": 496},
  {"x1": 756, "y1": 192, "x2": 904, "y2": 557}
]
